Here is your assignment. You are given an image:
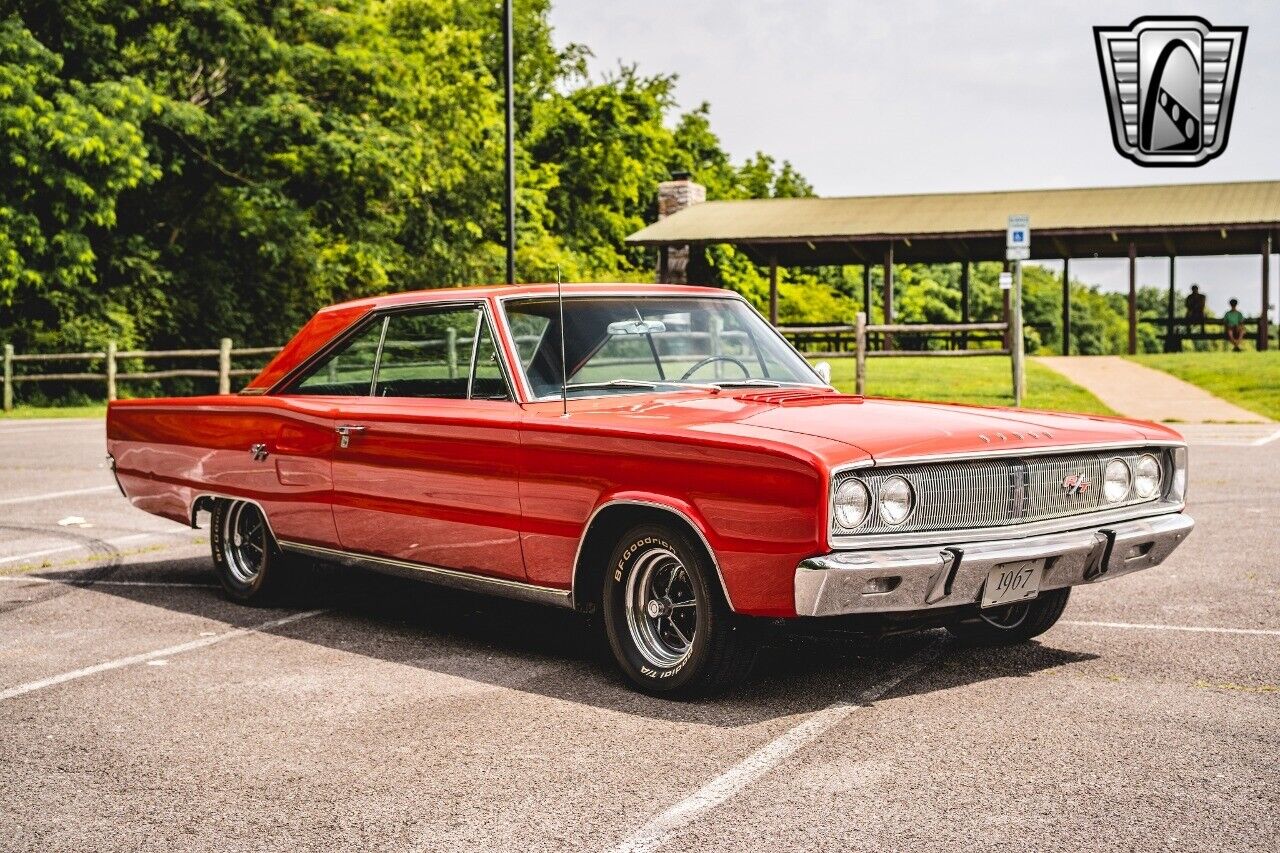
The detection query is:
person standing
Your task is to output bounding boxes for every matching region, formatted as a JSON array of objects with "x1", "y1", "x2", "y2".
[
  {"x1": 1224, "y1": 299, "x2": 1246, "y2": 352},
  {"x1": 1185, "y1": 284, "x2": 1206, "y2": 334}
]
